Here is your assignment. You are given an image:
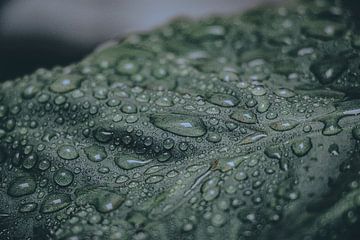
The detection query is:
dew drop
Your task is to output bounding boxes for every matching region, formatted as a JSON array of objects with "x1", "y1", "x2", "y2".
[
  {"x1": 291, "y1": 137, "x2": 312, "y2": 157},
  {"x1": 84, "y1": 145, "x2": 107, "y2": 162},
  {"x1": 57, "y1": 145, "x2": 79, "y2": 160},
  {"x1": 19, "y1": 202, "x2": 38, "y2": 213},
  {"x1": 49, "y1": 74, "x2": 83, "y2": 93},
  {"x1": 269, "y1": 120, "x2": 298, "y2": 131},
  {"x1": 8, "y1": 176, "x2": 36, "y2": 197},
  {"x1": 230, "y1": 109, "x2": 257, "y2": 124},
  {"x1": 53, "y1": 168, "x2": 74, "y2": 187},
  {"x1": 208, "y1": 93, "x2": 239, "y2": 107},
  {"x1": 114, "y1": 154, "x2": 152, "y2": 170},
  {"x1": 145, "y1": 175, "x2": 164, "y2": 184},
  {"x1": 40, "y1": 193, "x2": 71, "y2": 213},
  {"x1": 310, "y1": 56, "x2": 347, "y2": 84},
  {"x1": 150, "y1": 113, "x2": 207, "y2": 137}
]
